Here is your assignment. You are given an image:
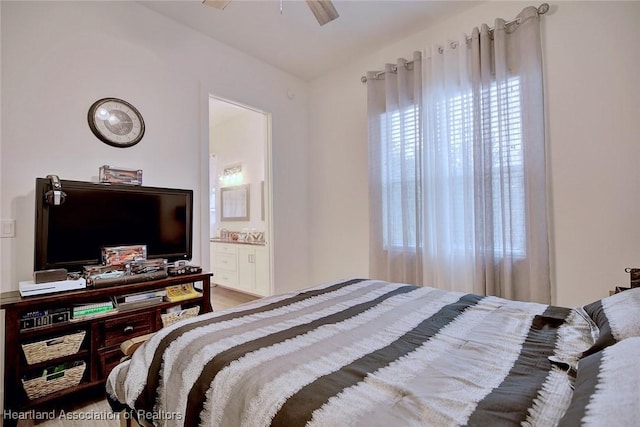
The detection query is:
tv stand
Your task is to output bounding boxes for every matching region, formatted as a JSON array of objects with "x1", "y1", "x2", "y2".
[{"x1": 1, "y1": 272, "x2": 212, "y2": 426}]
